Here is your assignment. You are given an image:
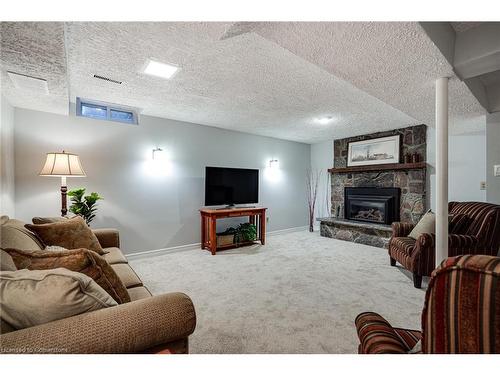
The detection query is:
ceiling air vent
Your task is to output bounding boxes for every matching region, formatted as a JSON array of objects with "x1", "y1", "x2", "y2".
[
  {"x1": 7, "y1": 71, "x2": 49, "y2": 94},
  {"x1": 93, "y1": 74, "x2": 122, "y2": 85}
]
